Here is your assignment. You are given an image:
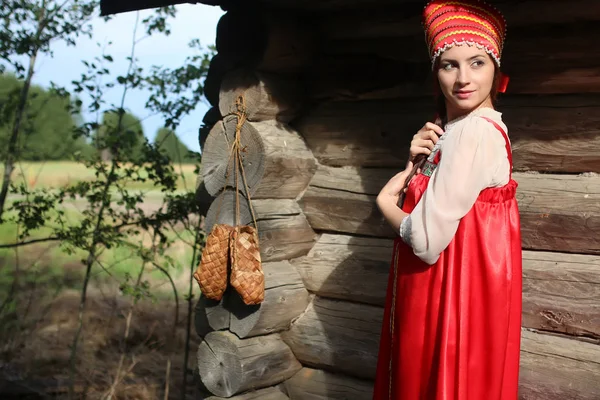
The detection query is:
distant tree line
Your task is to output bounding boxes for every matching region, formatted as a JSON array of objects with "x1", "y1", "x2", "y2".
[{"x1": 0, "y1": 73, "x2": 198, "y2": 163}]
